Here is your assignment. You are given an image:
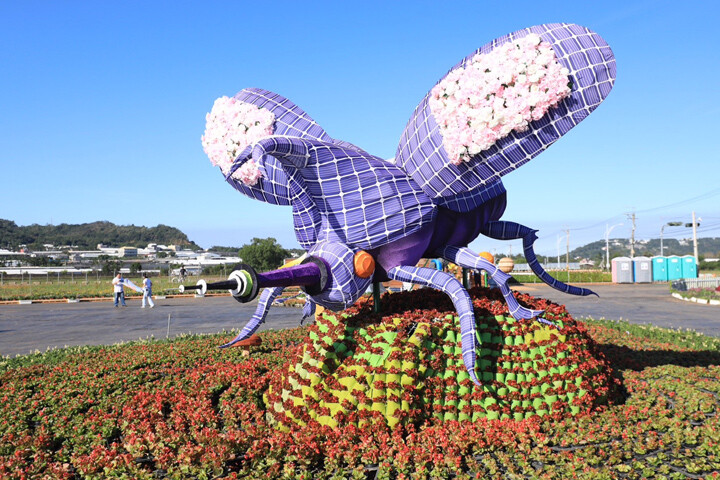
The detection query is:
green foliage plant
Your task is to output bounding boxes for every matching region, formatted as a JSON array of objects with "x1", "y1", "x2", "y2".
[{"x1": 238, "y1": 237, "x2": 290, "y2": 272}]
